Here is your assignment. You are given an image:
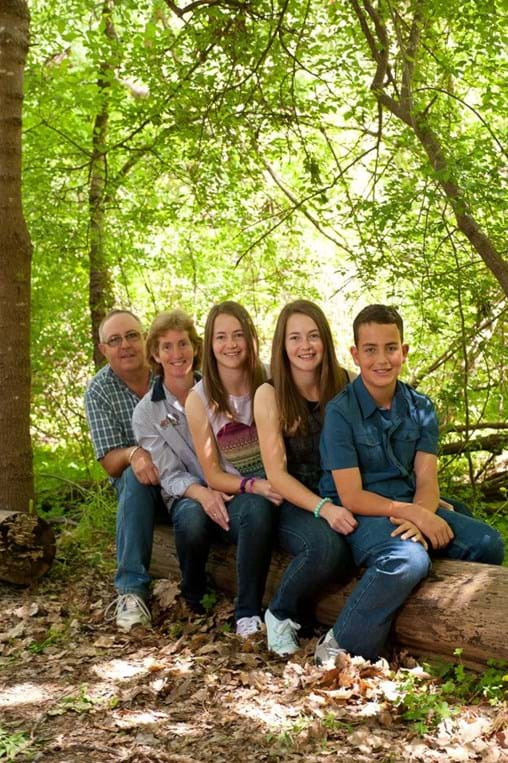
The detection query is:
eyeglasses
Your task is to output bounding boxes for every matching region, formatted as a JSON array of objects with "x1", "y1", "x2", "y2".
[{"x1": 103, "y1": 330, "x2": 142, "y2": 348}]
